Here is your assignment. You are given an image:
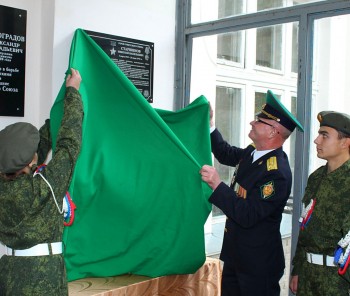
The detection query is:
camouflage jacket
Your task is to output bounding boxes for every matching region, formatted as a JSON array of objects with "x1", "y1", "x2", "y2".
[
  {"x1": 0, "y1": 86, "x2": 83, "y2": 249},
  {"x1": 292, "y1": 159, "x2": 350, "y2": 275}
]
